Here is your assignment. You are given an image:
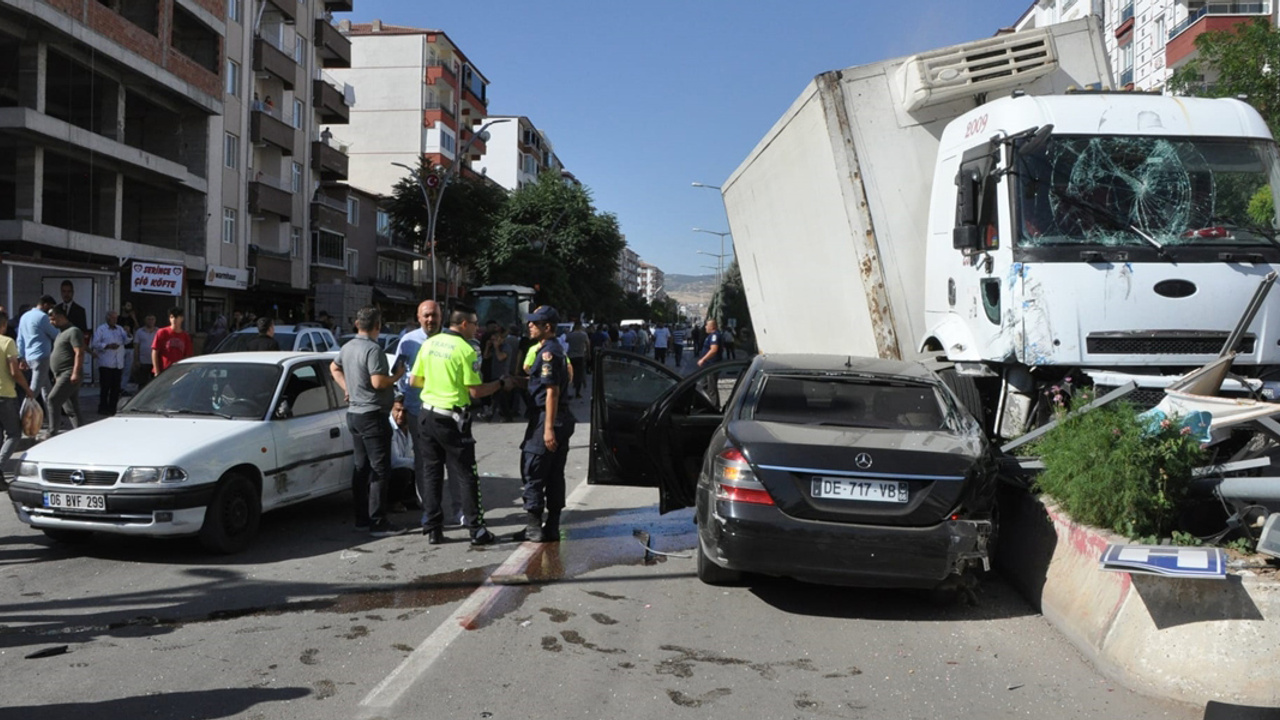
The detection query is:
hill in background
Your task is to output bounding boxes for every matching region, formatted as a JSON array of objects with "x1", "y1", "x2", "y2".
[{"x1": 663, "y1": 273, "x2": 717, "y2": 308}]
